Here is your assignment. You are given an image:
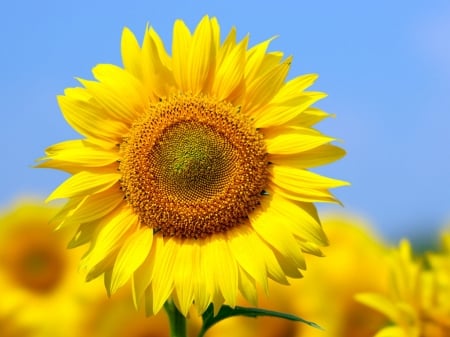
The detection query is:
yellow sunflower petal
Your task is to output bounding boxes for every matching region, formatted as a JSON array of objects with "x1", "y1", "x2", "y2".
[
  {"x1": 172, "y1": 242, "x2": 196, "y2": 316},
  {"x1": 43, "y1": 138, "x2": 113, "y2": 155},
  {"x1": 245, "y1": 37, "x2": 276, "y2": 83},
  {"x1": 199, "y1": 238, "x2": 226, "y2": 313},
  {"x1": 211, "y1": 36, "x2": 247, "y2": 101},
  {"x1": 81, "y1": 207, "x2": 138, "y2": 273},
  {"x1": 58, "y1": 184, "x2": 123, "y2": 229},
  {"x1": 132, "y1": 235, "x2": 164, "y2": 308},
  {"x1": 249, "y1": 206, "x2": 306, "y2": 269},
  {"x1": 229, "y1": 226, "x2": 288, "y2": 287},
  {"x1": 260, "y1": 51, "x2": 285, "y2": 73},
  {"x1": 216, "y1": 26, "x2": 237, "y2": 65},
  {"x1": 61, "y1": 184, "x2": 123, "y2": 226},
  {"x1": 244, "y1": 56, "x2": 292, "y2": 114},
  {"x1": 46, "y1": 171, "x2": 120, "y2": 202},
  {"x1": 57, "y1": 92, "x2": 128, "y2": 141},
  {"x1": 228, "y1": 226, "x2": 268, "y2": 289},
  {"x1": 271, "y1": 73, "x2": 319, "y2": 102},
  {"x1": 110, "y1": 227, "x2": 153, "y2": 294},
  {"x1": 273, "y1": 250, "x2": 303, "y2": 279},
  {"x1": 121, "y1": 27, "x2": 141, "y2": 79},
  {"x1": 268, "y1": 181, "x2": 339, "y2": 204},
  {"x1": 68, "y1": 220, "x2": 103, "y2": 249},
  {"x1": 265, "y1": 127, "x2": 335, "y2": 155},
  {"x1": 172, "y1": 19, "x2": 192, "y2": 91},
  {"x1": 237, "y1": 266, "x2": 258, "y2": 306},
  {"x1": 253, "y1": 92, "x2": 327, "y2": 128},
  {"x1": 141, "y1": 27, "x2": 174, "y2": 98},
  {"x1": 261, "y1": 193, "x2": 328, "y2": 246},
  {"x1": 36, "y1": 139, "x2": 119, "y2": 169},
  {"x1": 214, "y1": 239, "x2": 239, "y2": 307},
  {"x1": 268, "y1": 144, "x2": 346, "y2": 168},
  {"x1": 88, "y1": 64, "x2": 147, "y2": 119},
  {"x1": 51, "y1": 196, "x2": 84, "y2": 228},
  {"x1": 147, "y1": 26, "x2": 171, "y2": 68},
  {"x1": 299, "y1": 241, "x2": 325, "y2": 257},
  {"x1": 193, "y1": 241, "x2": 214, "y2": 314},
  {"x1": 270, "y1": 165, "x2": 349, "y2": 191},
  {"x1": 290, "y1": 107, "x2": 332, "y2": 127},
  {"x1": 151, "y1": 237, "x2": 178, "y2": 314},
  {"x1": 187, "y1": 15, "x2": 213, "y2": 94},
  {"x1": 144, "y1": 285, "x2": 156, "y2": 316}
]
